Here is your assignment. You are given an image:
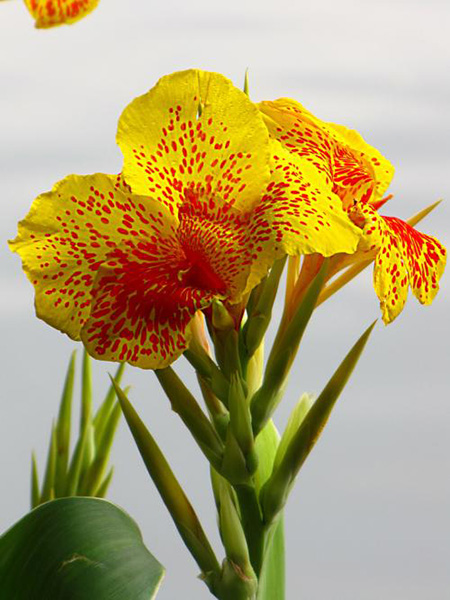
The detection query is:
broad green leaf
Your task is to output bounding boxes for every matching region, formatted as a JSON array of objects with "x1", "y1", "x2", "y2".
[{"x1": 0, "y1": 497, "x2": 164, "y2": 600}]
